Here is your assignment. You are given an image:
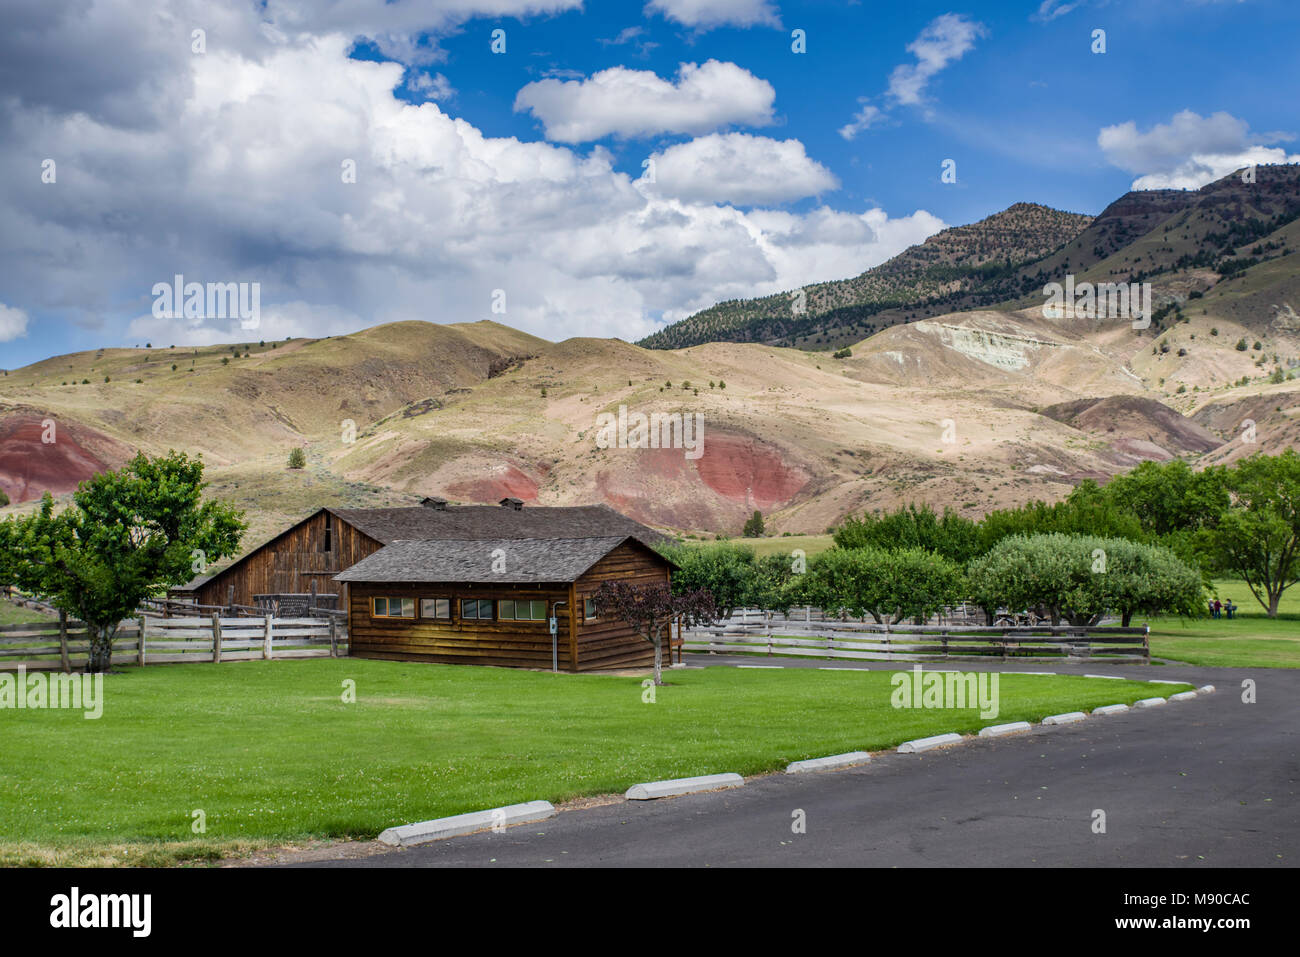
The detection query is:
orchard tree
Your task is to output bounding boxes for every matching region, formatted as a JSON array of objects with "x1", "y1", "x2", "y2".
[
  {"x1": 659, "y1": 542, "x2": 754, "y2": 618},
  {"x1": 742, "y1": 510, "x2": 765, "y2": 537},
  {"x1": 0, "y1": 452, "x2": 245, "y2": 672},
  {"x1": 592, "y1": 580, "x2": 717, "y2": 686},
  {"x1": 966, "y1": 533, "x2": 1203, "y2": 626},
  {"x1": 804, "y1": 546, "x2": 964, "y2": 624}
]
